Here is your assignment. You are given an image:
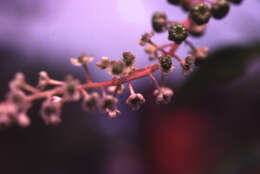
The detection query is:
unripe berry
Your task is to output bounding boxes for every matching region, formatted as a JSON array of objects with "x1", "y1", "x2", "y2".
[
  {"x1": 111, "y1": 61, "x2": 124, "y2": 75},
  {"x1": 228, "y1": 0, "x2": 242, "y2": 5},
  {"x1": 211, "y1": 0, "x2": 230, "y2": 19},
  {"x1": 190, "y1": 3, "x2": 211, "y2": 25},
  {"x1": 159, "y1": 56, "x2": 172, "y2": 72},
  {"x1": 167, "y1": 0, "x2": 181, "y2": 5},
  {"x1": 123, "y1": 51, "x2": 135, "y2": 67},
  {"x1": 168, "y1": 24, "x2": 188, "y2": 44},
  {"x1": 152, "y1": 12, "x2": 167, "y2": 33}
]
